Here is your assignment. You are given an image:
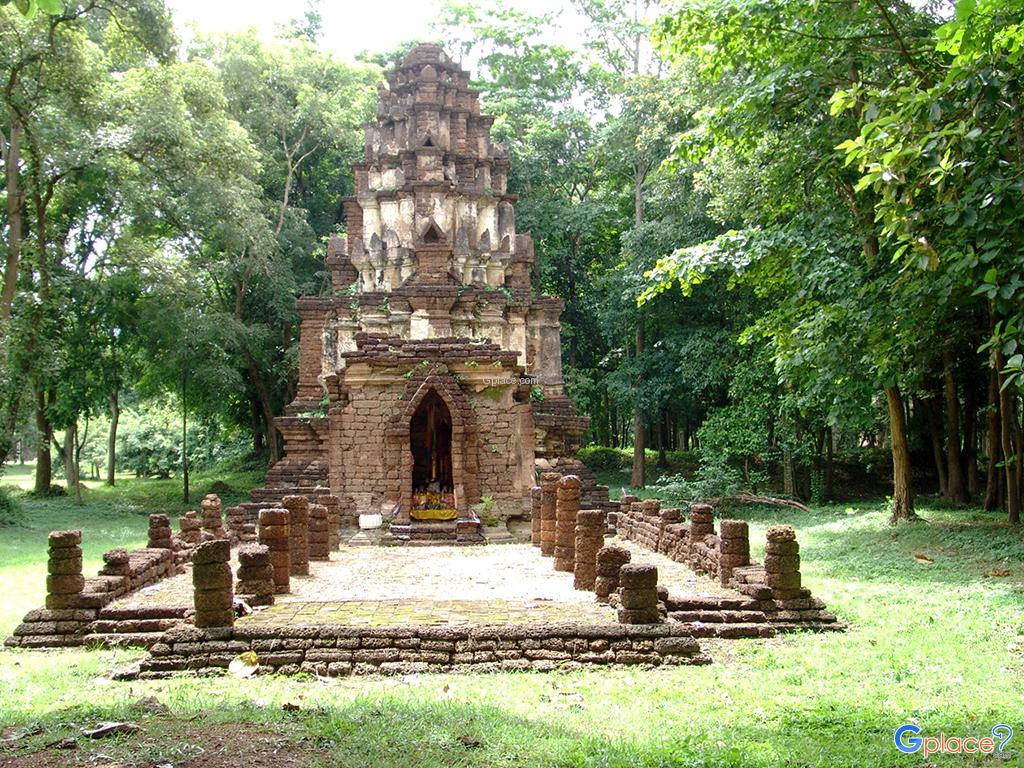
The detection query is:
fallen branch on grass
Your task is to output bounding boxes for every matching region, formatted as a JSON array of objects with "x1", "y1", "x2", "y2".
[{"x1": 705, "y1": 494, "x2": 814, "y2": 513}]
